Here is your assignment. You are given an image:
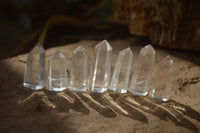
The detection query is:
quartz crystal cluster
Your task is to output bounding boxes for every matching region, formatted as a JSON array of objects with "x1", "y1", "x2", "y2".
[{"x1": 23, "y1": 40, "x2": 174, "y2": 102}]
